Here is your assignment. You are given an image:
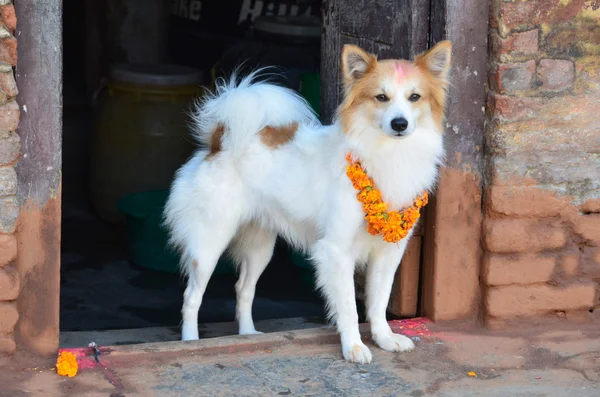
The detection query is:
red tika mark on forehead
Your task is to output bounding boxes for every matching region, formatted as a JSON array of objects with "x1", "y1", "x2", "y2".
[{"x1": 395, "y1": 63, "x2": 405, "y2": 82}]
